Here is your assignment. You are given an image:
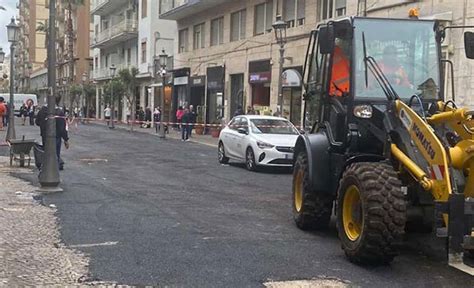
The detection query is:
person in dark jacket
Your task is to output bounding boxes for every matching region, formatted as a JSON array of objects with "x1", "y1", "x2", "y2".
[
  {"x1": 234, "y1": 105, "x2": 244, "y2": 117},
  {"x1": 181, "y1": 108, "x2": 190, "y2": 141},
  {"x1": 187, "y1": 105, "x2": 197, "y2": 138},
  {"x1": 36, "y1": 105, "x2": 70, "y2": 170}
]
